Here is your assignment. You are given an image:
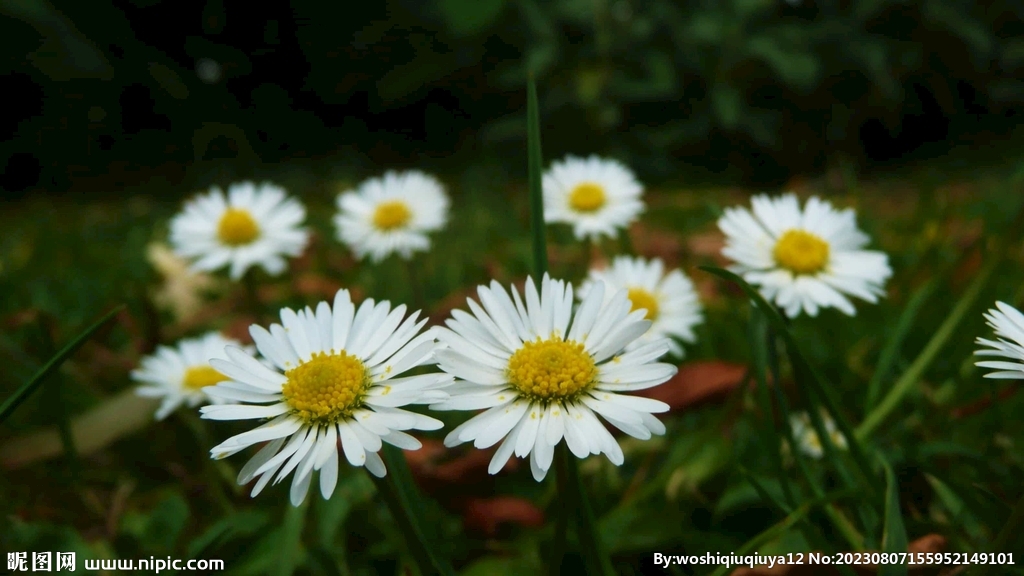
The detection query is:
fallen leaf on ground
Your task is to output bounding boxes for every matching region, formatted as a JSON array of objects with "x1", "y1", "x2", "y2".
[
  {"x1": 686, "y1": 229, "x2": 729, "y2": 266},
  {"x1": 292, "y1": 272, "x2": 345, "y2": 300},
  {"x1": 951, "y1": 386, "x2": 1020, "y2": 419},
  {"x1": 629, "y1": 223, "x2": 683, "y2": 268},
  {"x1": 635, "y1": 361, "x2": 749, "y2": 412},
  {"x1": 463, "y1": 496, "x2": 545, "y2": 536}
]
